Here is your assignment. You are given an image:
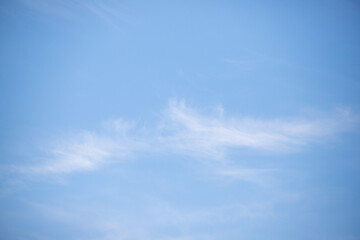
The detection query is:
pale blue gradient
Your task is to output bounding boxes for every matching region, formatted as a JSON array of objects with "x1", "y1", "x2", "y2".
[{"x1": 1, "y1": 0, "x2": 360, "y2": 239}]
